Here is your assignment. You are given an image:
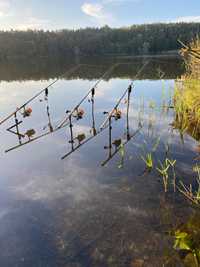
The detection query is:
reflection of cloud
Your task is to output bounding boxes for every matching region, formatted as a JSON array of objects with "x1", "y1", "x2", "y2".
[
  {"x1": 126, "y1": 103, "x2": 199, "y2": 155},
  {"x1": 9, "y1": 154, "x2": 100, "y2": 203},
  {"x1": 95, "y1": 80, "x2": 115, "y2": 97},
  {"x1": 122, "y1": 206, "x2": 147, "y2": 217}
]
